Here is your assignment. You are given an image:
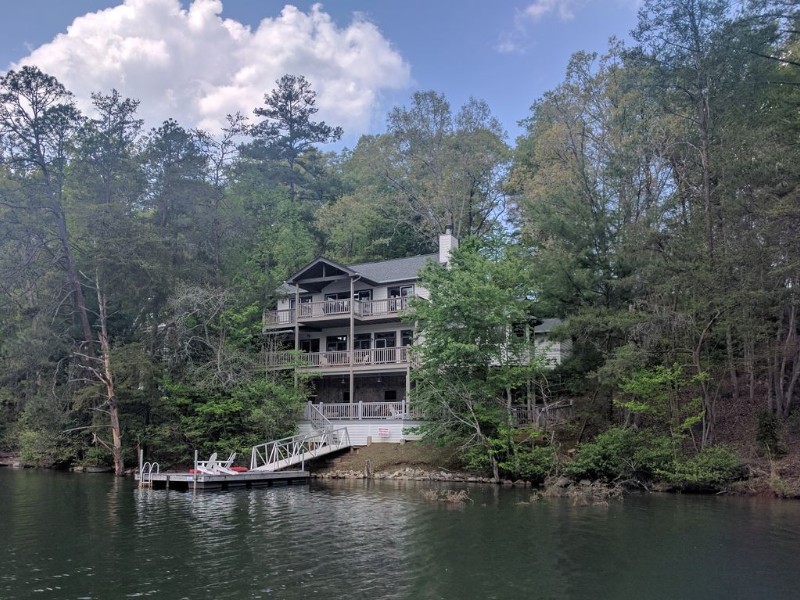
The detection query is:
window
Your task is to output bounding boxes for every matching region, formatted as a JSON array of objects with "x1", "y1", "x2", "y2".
[
  {"x1": 384, "y1": 390, "x2": 397, "y2": 401},
  {"x1": 375, "y1": 332, "x2": 397, "y2": 363},
  {"x1": 353, "y1": 334, "x2": 372, "y2": 363},
  {"x1": 354, "y1": 333, "x2": 371, "y2": 350},
  {"x1": 299, "y1": 339, "x2": 320, "y2": 353},
  {"x1": 326, "y1": 335, "x2": 347, "y2": 352},
  {"x1": 354, "y1": 289, "x2": 373, "y2": 315},
  {"x1": 324, "y1": 293, "x2": 350, "y2": 314},
  {"x1": 291, "y1": 294, "x2": 314, "y2": 317},
  {"x1": 388, "y1": 285, "x2": 414, "y2": 311},
  {"x1": 375, "y1": 332, "x2": 396, "y2": 348},
  {"x1": 401, "y1": 330, "x2": 414, "y2": 346}
]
